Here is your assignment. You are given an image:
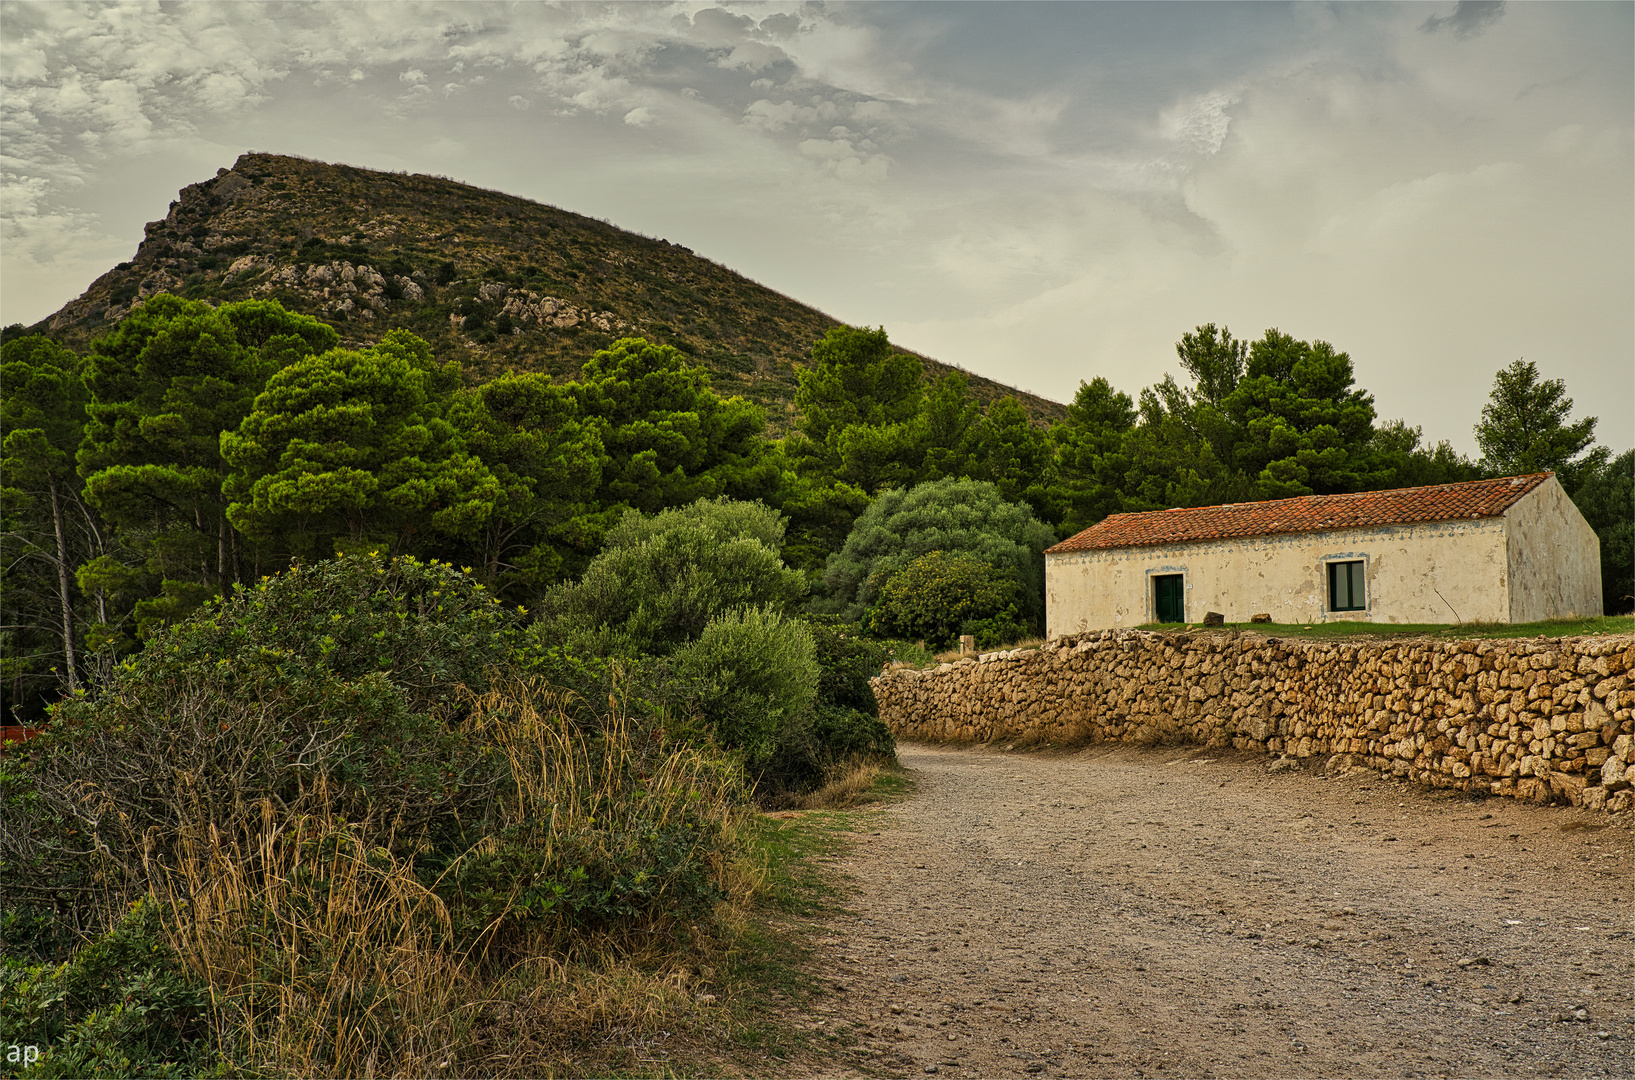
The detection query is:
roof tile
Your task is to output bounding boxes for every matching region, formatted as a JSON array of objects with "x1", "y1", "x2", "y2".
[{"x1": 1046, "y1": 473, "x2": 1552, "y2": 553}]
